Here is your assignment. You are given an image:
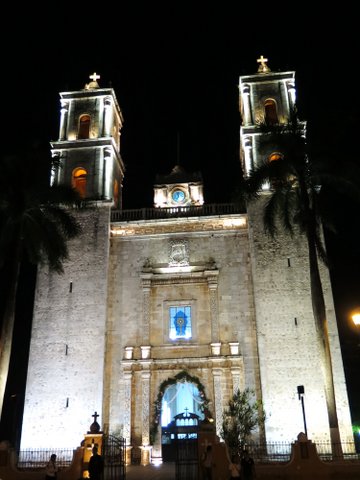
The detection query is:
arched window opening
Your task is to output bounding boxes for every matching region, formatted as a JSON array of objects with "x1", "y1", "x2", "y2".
[
  {"x1": 264, "y1": 99, "x2": 278, "y2": 125},
  {"x1": 72, "y1": 167, "x2": 87, "y2": 198},
  {"x1": 78, "y1": 114, "x2": 91, "y2": 139},
  {"x1": 169, "y1": 306, "x2": 192, "y2": 339},
  {"x1": 268, "y1": 152, "x2": 291, "y2": 189},
  {"x1": 269, "y1": 152, "x2": 283, "y2": 163}
]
